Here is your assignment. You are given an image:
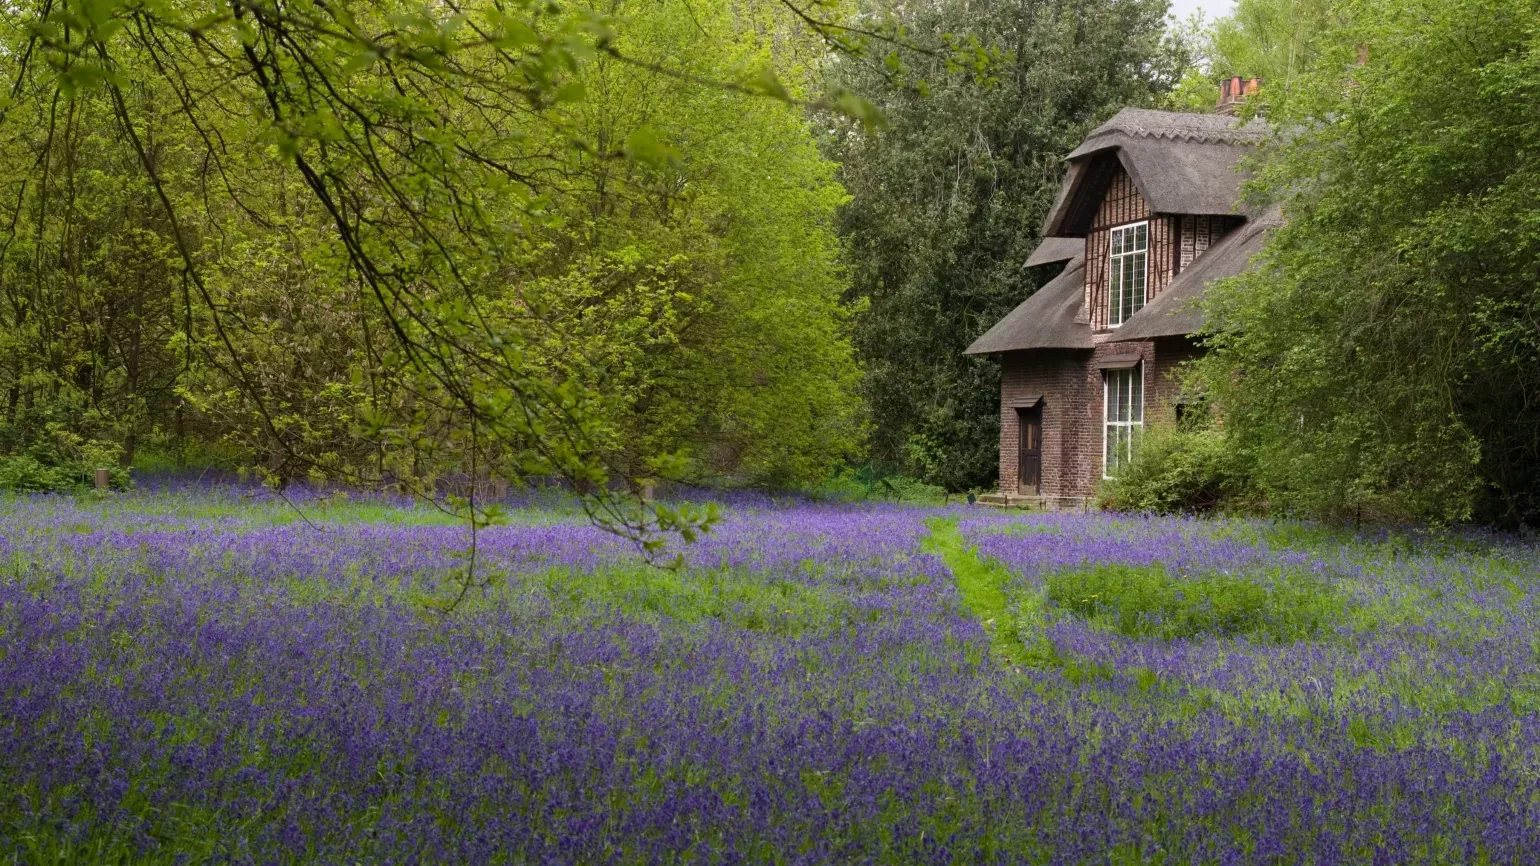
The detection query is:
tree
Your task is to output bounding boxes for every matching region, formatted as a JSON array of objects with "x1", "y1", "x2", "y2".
[
  {"x1": 516, "y1": 0, "x2": 864, "y2": 488},
  {"x1": 1196, "y1": 0, "x2": 1540, "y2": 525},
  {"x1": 0, "y1": 0, "x2": 892, "y2": 555},
  {"x1": 1162, "y1": 0, "x2": 1341, "y2": 111},
  {"x1": 824, "y1": 0, "x2": 1184, "y2": 491}
]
